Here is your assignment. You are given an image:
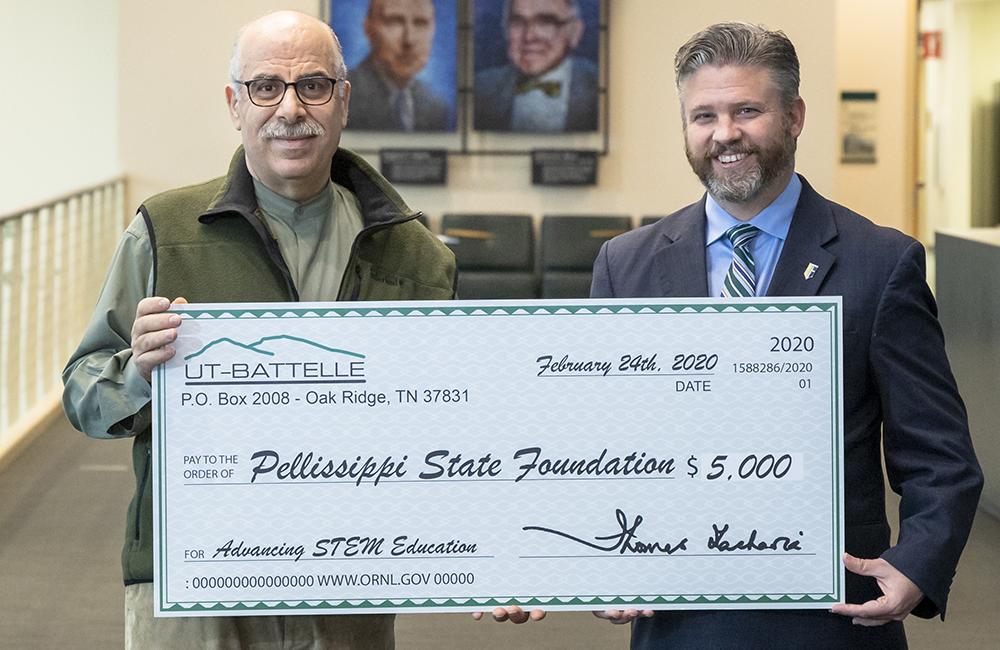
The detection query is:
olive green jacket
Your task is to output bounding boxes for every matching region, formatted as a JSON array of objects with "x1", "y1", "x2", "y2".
[{"x1": 121, "y1": 148, "x2": 455, "y2": 583}]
